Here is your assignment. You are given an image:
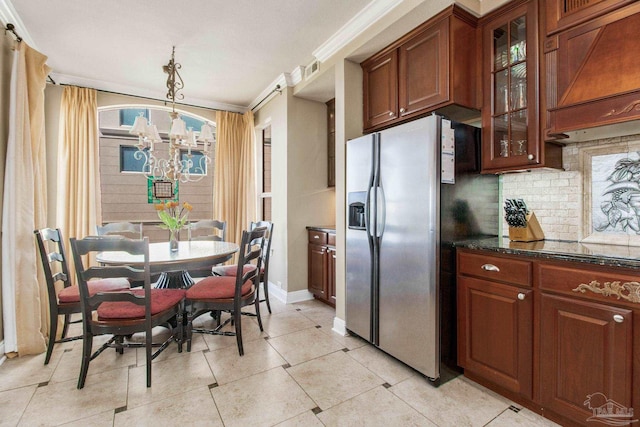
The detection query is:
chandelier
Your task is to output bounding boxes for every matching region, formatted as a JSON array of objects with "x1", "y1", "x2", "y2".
[{"x1": 129, "y1": 46, "x2": 214, "y2": 188}]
